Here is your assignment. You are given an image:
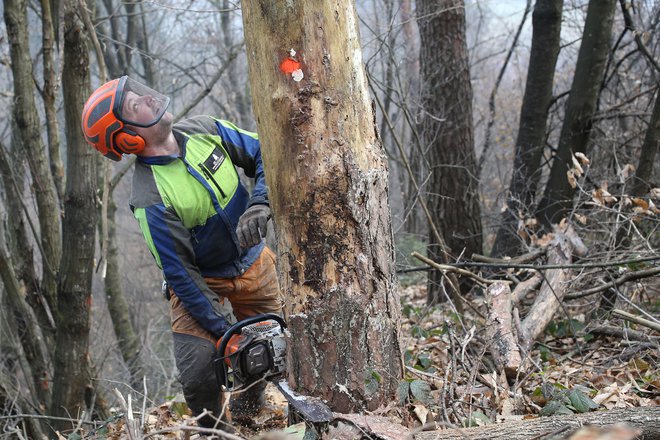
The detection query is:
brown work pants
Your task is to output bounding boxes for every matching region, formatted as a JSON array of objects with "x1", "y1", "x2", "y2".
[{"x1": 170, "y1": 246, "x2": 283, "y2": 427}]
